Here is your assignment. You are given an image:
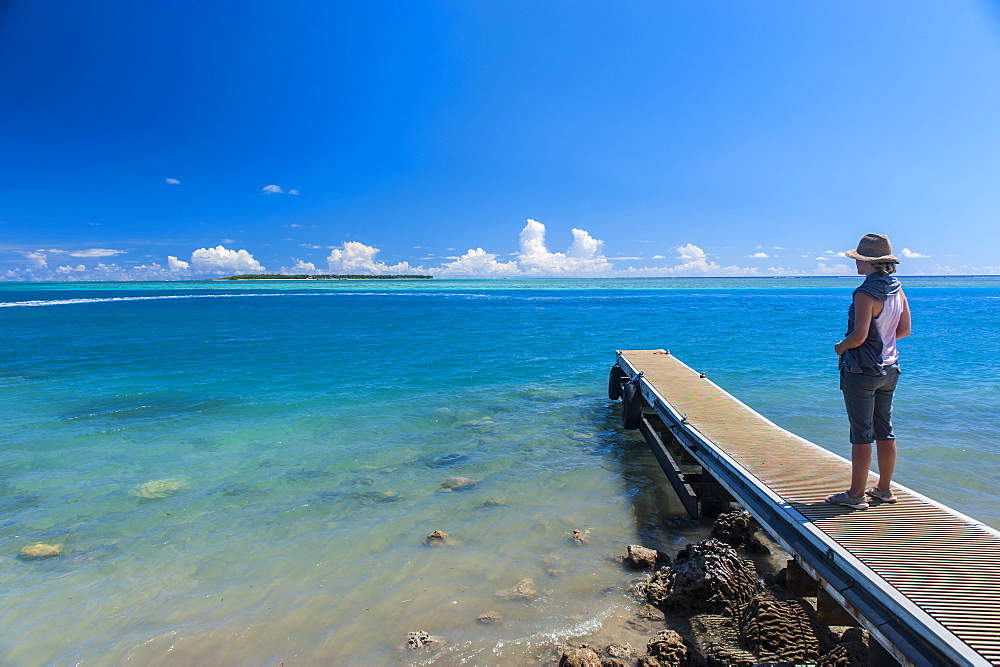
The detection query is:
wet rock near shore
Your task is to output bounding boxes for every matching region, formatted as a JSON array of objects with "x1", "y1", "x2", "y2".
[
  {"x1": 558, "y1": 644, "x2": 602, "y2": 666},
  {"x1": 737, "y1": 597, "x2": 820, "y2": 663},
  {"x1": 425, "y1": 530, "x2": 449, "y2": 546},
  {"x1": 569, "y1": 529, "x2": 590, "y2": 545},
  {"x1": 625, "y1": 604, "x2": 666, "y2": 634},
  {"x1": 130, "y1": 479, "x2": 190, "y2": 499},
  {"x1": 556, "y1": 643, "x2": 636, "y2": 667},
  {"x1": 640, "y1": 629, "x2": 698, "y2": 666},
  {"x1": 476, "y1": 611, "x2": 502, "y2": 624},
  {"x1": 623, "y1": 544, "x2": 666, "y2": 569},
  {"x1": 405, "y1": 631, "x2": 444, "y2": 649},
  {"x1": 605, "y1": 643, "x2": 635, "y2": 661},
  {"x1": 355, "y1": 490, "x2": 401, "y2": 504},
  {"x1": 441, "y1": 476, "x2": 478, "y2": 491},
  {"x1": 638, "y1": 538, "x2": 762, "y2": 617},
  {"x1": 18, "y1": 543, "x2": 63, "y2": 560},
  {"x1": 710, "y1": 510, "x2": 769, "y2": 554},
  {"x1": 495, "y1": 578, "x2": 538, "y2": 601}
]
